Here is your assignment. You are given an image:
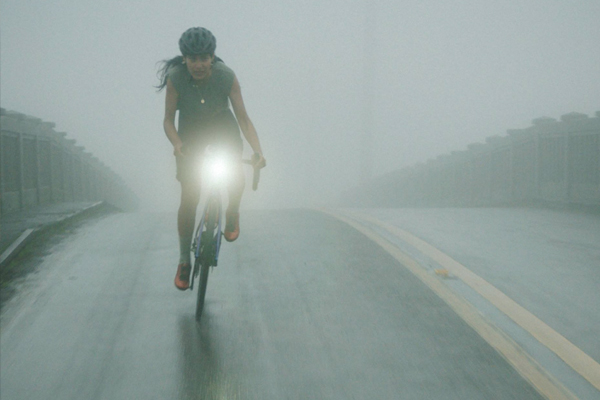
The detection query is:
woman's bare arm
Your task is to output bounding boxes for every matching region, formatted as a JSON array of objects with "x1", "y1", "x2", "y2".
[
  {"x1": 229, "y1": 76, "x2": 266, "y2": 167},
  {"x1": 164, "y1": 78, "x2": 184, "y2": 157}
]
